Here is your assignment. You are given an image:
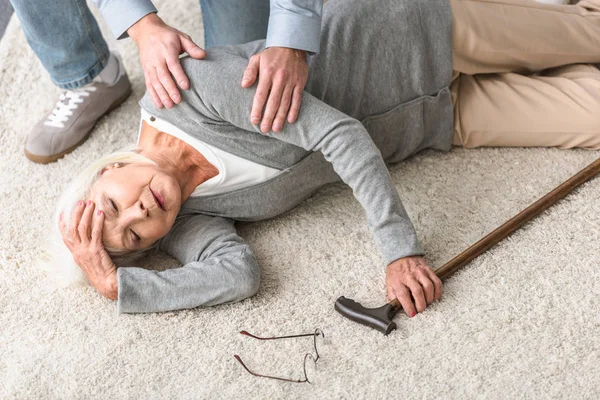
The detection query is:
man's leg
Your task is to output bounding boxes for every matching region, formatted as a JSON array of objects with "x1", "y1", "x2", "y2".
[
  {"x1": 9, "y1": 0, "x2": 131, "y2": 163},
  {"x1": 200, "y1": 0, "x2": 270, "y2": 47},
  {"x1": 10, "y1": 0, "x2": 109, "y2": 88},
  {"x1": 451, "y1": 64, "x2": 600, "y2": 148},
  {"x1": 451, "y1": 0, "x2": 600, "y2": 75}
]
